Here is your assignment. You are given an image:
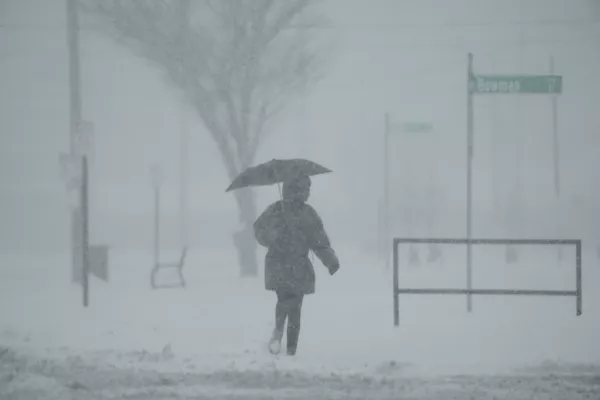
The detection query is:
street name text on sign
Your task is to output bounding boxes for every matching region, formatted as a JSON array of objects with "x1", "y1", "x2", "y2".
[
  {"x1": 401, "y1": 122, "x2": 433, "y2": 134},
  {"x1": 389, "y1": 122, "x2": 434, "y2": 135},
  {"x1": 471, "y1": 75, "x2": 562, "y2": 94}
]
